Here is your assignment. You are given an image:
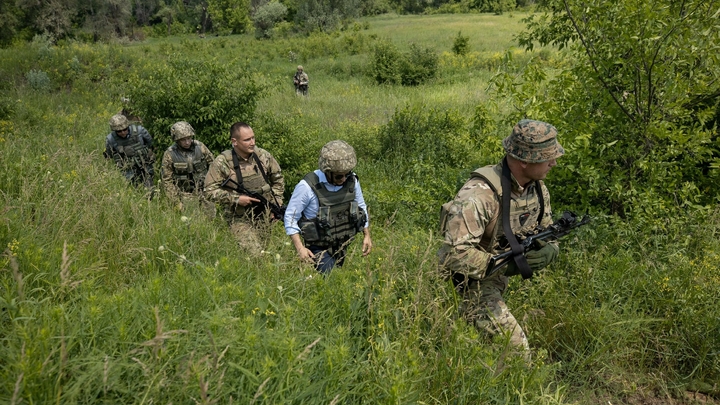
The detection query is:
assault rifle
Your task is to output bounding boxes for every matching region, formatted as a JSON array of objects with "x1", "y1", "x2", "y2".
[
  {"x1": 484, "y1": 211, "x2": 591, "y2": 278},
  {"x1": 220, "y1": 177, "x2": 286, "y2": 221}
]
